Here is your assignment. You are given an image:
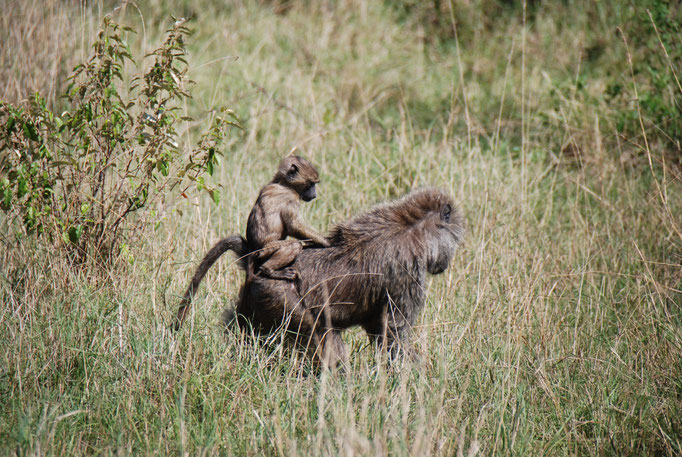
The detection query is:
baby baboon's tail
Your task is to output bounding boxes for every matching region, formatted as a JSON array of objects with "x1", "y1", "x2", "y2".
[{"x1": 174, "y1": 235, "x2": 248, "y2": 331}]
